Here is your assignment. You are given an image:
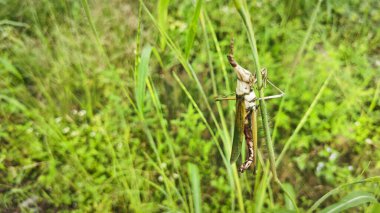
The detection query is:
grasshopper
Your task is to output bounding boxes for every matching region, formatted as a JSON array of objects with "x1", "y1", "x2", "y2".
[{"x1": 216, "y1": 39, "x2": 284, "y2": 173}]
